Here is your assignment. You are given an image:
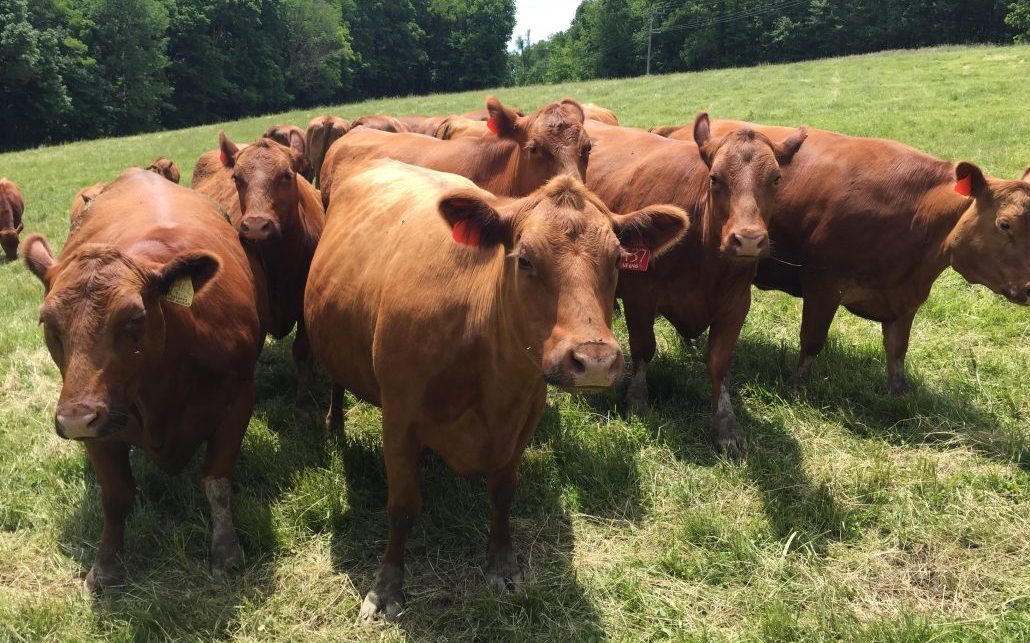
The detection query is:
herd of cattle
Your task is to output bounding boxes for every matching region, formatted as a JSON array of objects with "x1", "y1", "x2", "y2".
[{"x1": 1, "y1": 95, "x2": 1027, "y2": 619}]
